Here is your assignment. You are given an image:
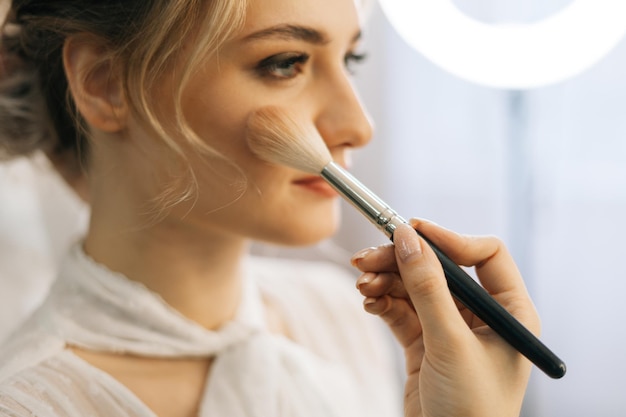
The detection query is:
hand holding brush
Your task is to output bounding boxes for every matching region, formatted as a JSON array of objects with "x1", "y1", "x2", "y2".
[
  {"x1": 352, "y1": 220, "x2": 539, "y2": 417},
  {"x1": 246, "y1": 106, "x2": 566, "y2": 381}
]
